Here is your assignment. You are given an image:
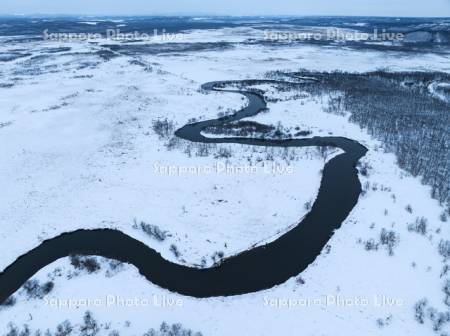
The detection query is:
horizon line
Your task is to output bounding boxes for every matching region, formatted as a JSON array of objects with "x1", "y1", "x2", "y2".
[{"x1": 1, "y1": 13, "x2": 450, "y2": 19}]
